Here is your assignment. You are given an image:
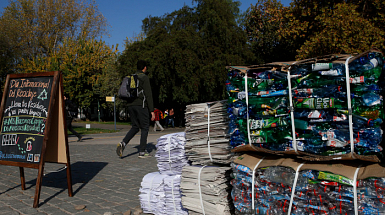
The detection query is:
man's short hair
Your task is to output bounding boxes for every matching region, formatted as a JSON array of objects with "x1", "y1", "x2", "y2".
[{"x1": 137, "y1": 60, "x2": 147, "y2": 71}]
